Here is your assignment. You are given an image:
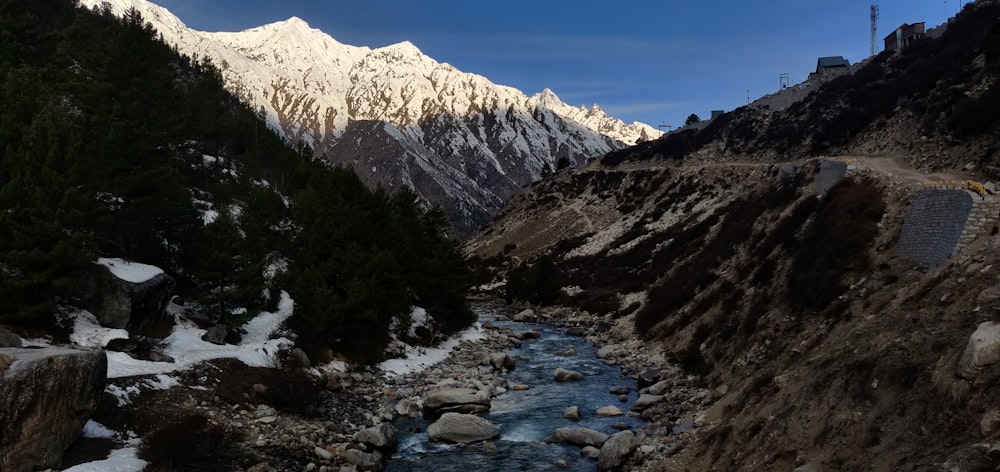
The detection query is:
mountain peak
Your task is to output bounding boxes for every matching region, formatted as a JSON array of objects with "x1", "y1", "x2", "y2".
[
  {"x1": 274, "y1": 16, "x2": 311, "y2": 31},
  {"x1": 533, "y1": 88, "x2": 562, "y2": 105},
  {"x1": 381, "y1": 40, "x2": 423, "y2": 56}
]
